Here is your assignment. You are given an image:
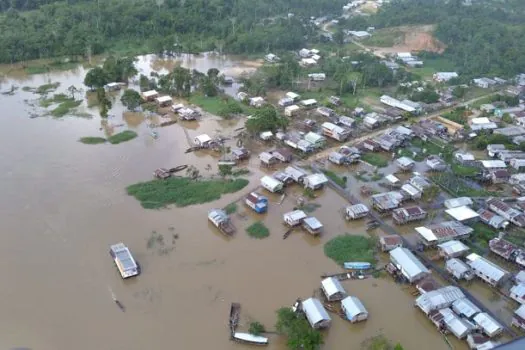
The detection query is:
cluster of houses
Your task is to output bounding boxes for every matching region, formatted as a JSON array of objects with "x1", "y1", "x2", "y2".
[
  {"x1": 296, "y1": 277, "x2": 369, "y2": 330},
  {"x1": 369, "y1": 173, "x2": 432, "y2": 212},
  {"x1": 298, "y1": 48, "x2": 322, "y2": 67},
  {"x1": 259, "y1": 166, "x2": 329, "y2": 193},
  {"x1": 395, "y1": 52, "x2": 423, "y2": 68}
]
